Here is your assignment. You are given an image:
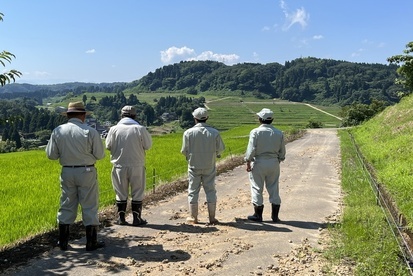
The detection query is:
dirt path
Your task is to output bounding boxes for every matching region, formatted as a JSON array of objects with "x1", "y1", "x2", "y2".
[
  {"x1": 5, "y1": 128, "x2": 342, "y2": 276},
  {"x1": 304, "y1": 103, "x2": 343, "y2": 121}
]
